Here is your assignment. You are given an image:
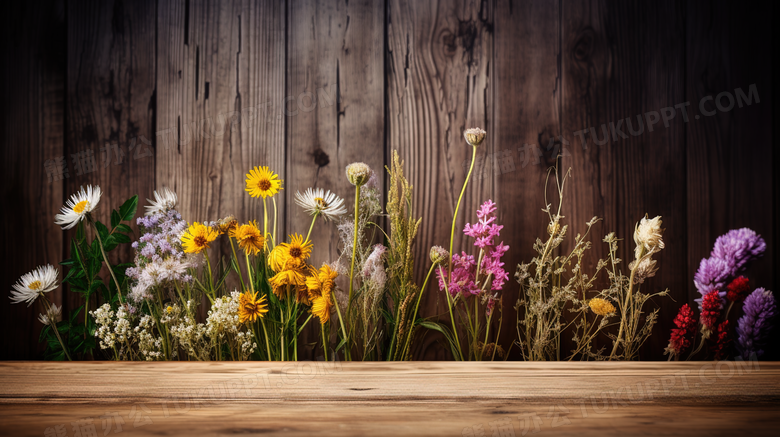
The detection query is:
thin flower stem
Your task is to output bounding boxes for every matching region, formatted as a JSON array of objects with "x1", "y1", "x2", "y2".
[
  {"x1": 205, "y1": 252, "x2": 215, "y2": 298},
  {"x1": 260, "y1": 318, "x2": 272, "y2": 361},
  {"x1": 439, "y1": 266, "x2": 464, "y2": 361},
  {"x1": 448, "y1": 146, "x2": 477, "y2": 285},
  {"x1": 263, "y1": 197, "x2": 269, "y2": 247},
  {"x1": 611, "y1": 253, "x2": 641, "y2": 359},
  {"x1": 245, "y1": 253, "x2": 255, "y2": 294},
  {"x1": 91, "y1": 220, "x2": 124, "y2": 305},
  {"x1": 229, "y1": 237, "x2": 246, "y2": 292},
  {"x1": 321, "y1": 322, "x2": 329, "y2": 362},
  {"x1": 271, "y1": 197, "x2": 278, "y2": 247},
  {"x1": 401, "y1": 263, "x2": 436, "y2": 359},
  {"x1": 348, "y1": 185, "x2": 361, "y2": 303},
  {"x1": 331, "y1": 290, "x2": 351, "y2": 361},
  {"x1": 43, "y1": 298, "x2": 72, "y2": 361},
  {"x1": 480, "y1": 310, "x2": 494, "y2": 361},
  {"x1": 305, "y1": 213, "x2": 319, "y2": 242}
]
